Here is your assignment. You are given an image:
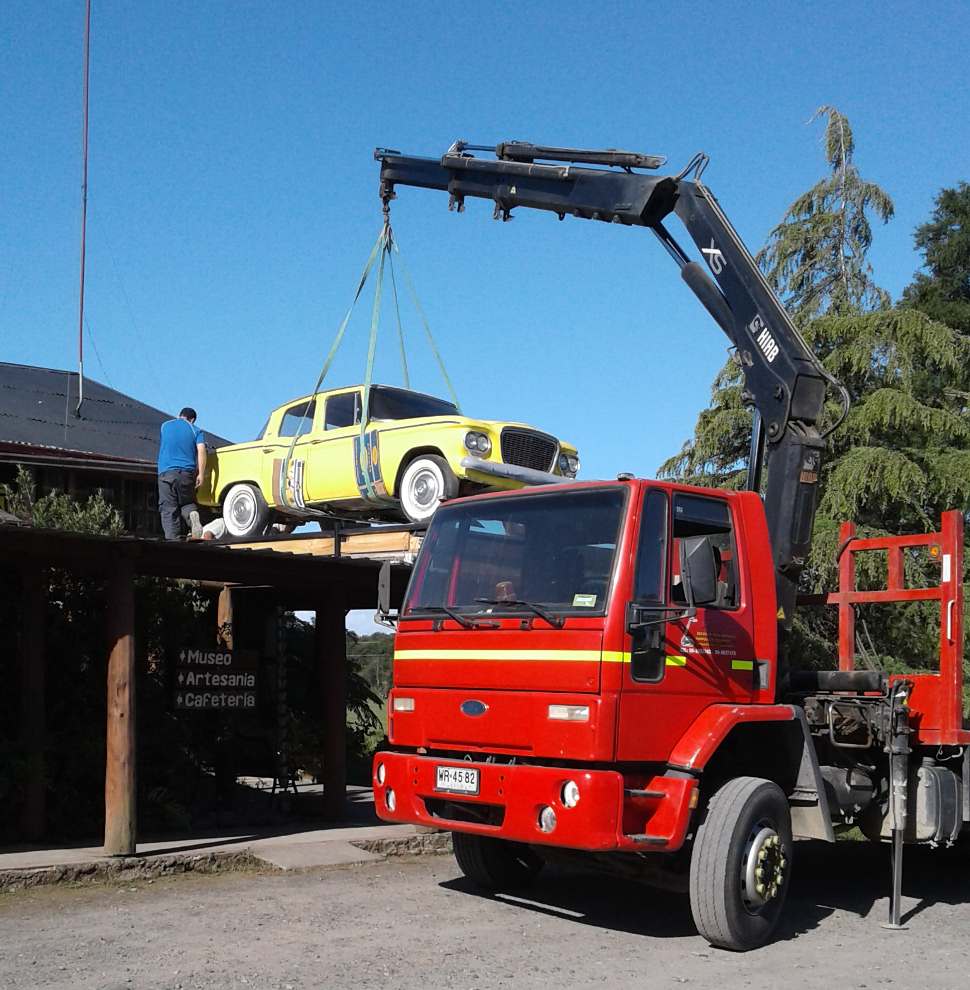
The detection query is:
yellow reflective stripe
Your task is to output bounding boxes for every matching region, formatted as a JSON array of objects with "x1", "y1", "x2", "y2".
[
  {"x1": 601, "y1": 651, "x2": 630, "y2": 664},
  {"x1": 732, "y1": 660, "x2": 754, "y2": 671},
  {"x1": 394, "y1": 649, "x2": 602, "y2": 662},
  {"x1": 666, "y1": 655, "x2": 688, "y2": 666}
]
